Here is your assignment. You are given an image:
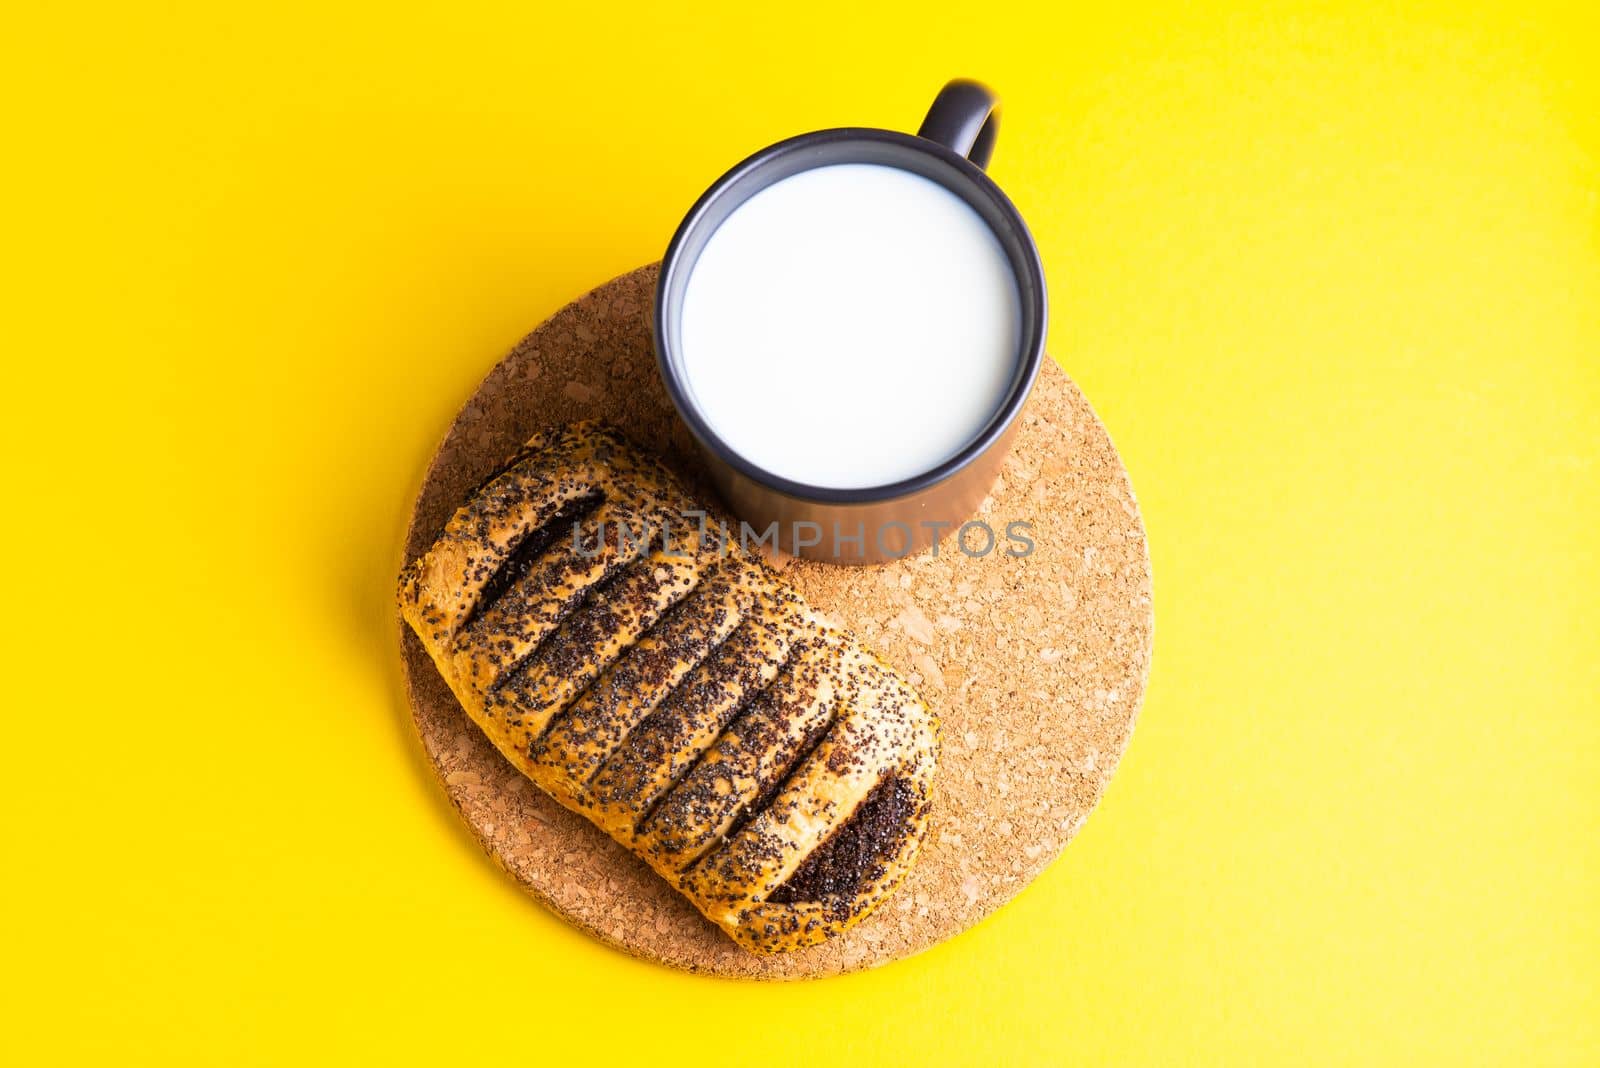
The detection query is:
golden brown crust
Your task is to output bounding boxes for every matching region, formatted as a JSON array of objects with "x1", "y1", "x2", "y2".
[{"x1": 398, "y1": 421, "x2": 937, "y2": 952}]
